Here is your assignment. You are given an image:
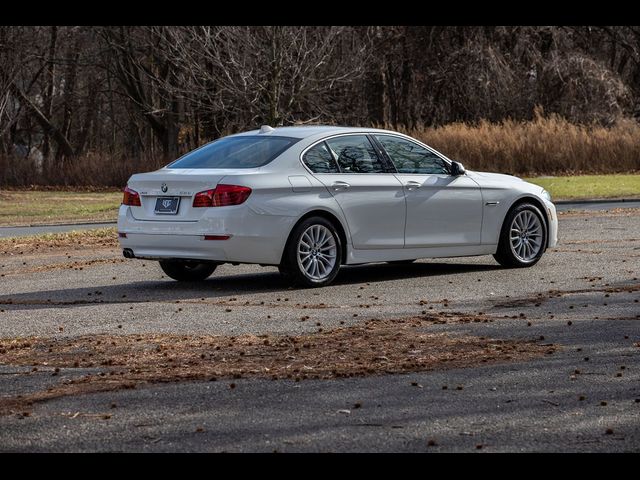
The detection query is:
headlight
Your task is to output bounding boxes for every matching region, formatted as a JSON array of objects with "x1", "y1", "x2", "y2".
[{"x1": 541, "y1": 189, "x2": 551, "y2": 202}]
